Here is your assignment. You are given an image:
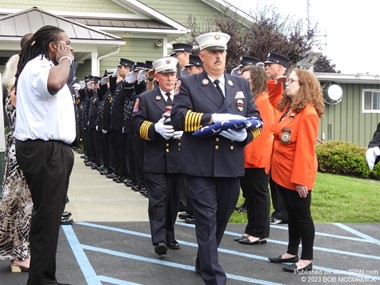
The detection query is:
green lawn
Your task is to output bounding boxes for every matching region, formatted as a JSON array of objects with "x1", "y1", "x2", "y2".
[{"x1": 230, "y1": 172, "x2": 380, "y2": 224}]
